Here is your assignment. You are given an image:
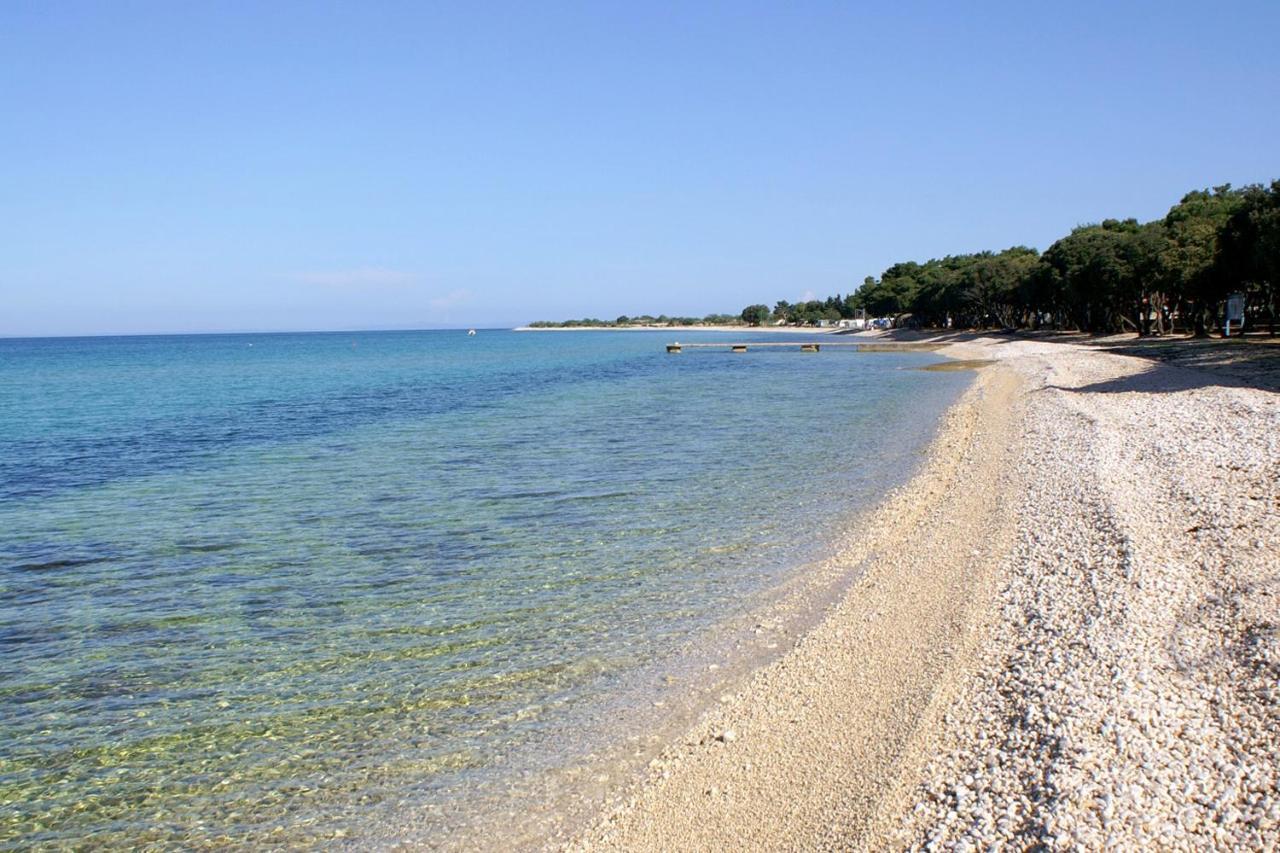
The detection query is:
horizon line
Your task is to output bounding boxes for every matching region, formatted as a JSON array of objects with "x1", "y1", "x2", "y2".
[{"x1": 0, "y1": 325, "x2": 524, "y2": 341}]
